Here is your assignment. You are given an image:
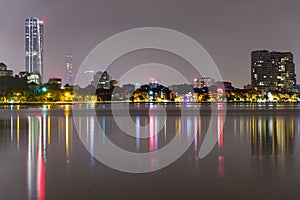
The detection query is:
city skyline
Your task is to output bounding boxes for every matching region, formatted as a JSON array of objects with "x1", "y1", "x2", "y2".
[
  {"x1": 1, "y1": 48, "x2": 299, "y2": 89},
  {"x1": 0, "y1": 0, "x2": 300, "y2": 88}
]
